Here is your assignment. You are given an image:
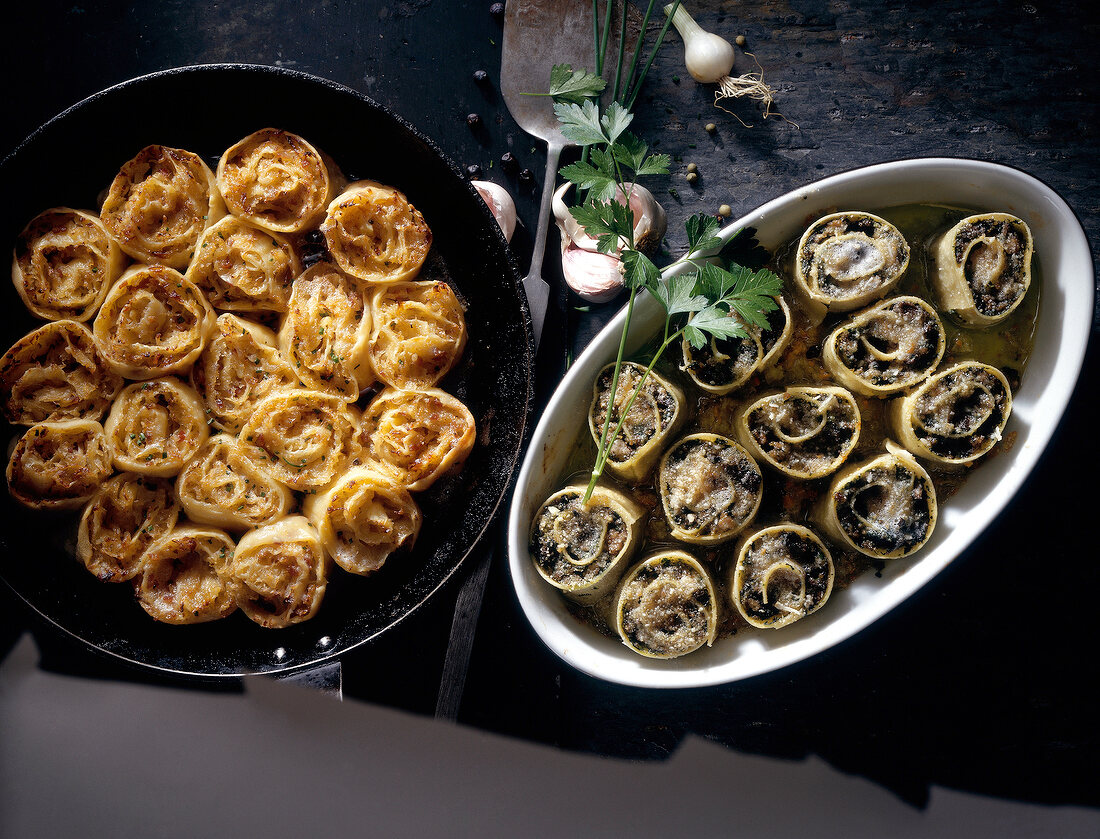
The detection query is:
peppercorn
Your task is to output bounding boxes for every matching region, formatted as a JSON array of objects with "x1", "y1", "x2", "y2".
[
  {"x1": 705, "y1": 122, "x2": 717, "y2": 134},
  {"x1": 489, "y1": 2, "x2": 504, "y2": 17},
  {"x1": 466, "y1": 164, "x2": 483, "y2": 179},
  {"x1": 718, "y1": 204, "x2": 732, "y2": 218},
  {"x1": 500, "y1": 151, "x2": 518, "y2": 173},
  {"x1": 735, "y1": 34, "x2": 747, "y2": 47},
  {"x1": 466, "y1": 113, "x2": 482, "y2": 128},
  {"x1": 473, "y1": 69, "x2": 489, "y2": 84},
  {"x1": 518, "y1": 168, "x2": 534, "y2": 184},
  {"x1": 686, "y1": 172, "x2": 698, "y2": 184},
  {"x1": 686, "y1": 162, "x2": 698, "y2": 173}
]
